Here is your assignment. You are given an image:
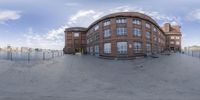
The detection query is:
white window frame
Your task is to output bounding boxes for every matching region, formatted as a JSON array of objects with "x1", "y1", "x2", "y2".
[
  {"x1": 134, "y1": 42, "x2": 142, "y2": 53},
  {"x1": 117, "y1": 42, "x2": 127, "y2": 54},
  {"x1": 176, "y1": 41, "x2": 180, "y2": 45},
  {"x1": 133, "y1": 28, "x2": 141, "y2": 37},
  {"x1": 145, "y1": 23, "x2": 151, "y2": 28},
  {"x1": 146, "y1": 31, "x2": 151, "y2": 39},
  {"x1": 73, "y1": 32, "x2": 79, "y2": 37},
  {"x1": 94, "y1": 25, "x2": 99, "y2": 31},
  {"x1": 103, "y1": 20, "x2": 111, "y2": 26},
  {"x1": 133, "y1": 19, "x2": 141, "y2": 25},
  {"x1": 116, "y1": 18, "x2": 126, "y2": 23},
  {"x1": 117, "y1": 28, "x2": 127, "y2": 35},
  {"x1": 104, "y1": 29, "x2": 111, "y2": 38},
  {"x1": 94, "y1": 45, "x2": 99, "y2": 53},
  {"x1": 170, "y1": 41, "x2": 175, "y2": 44},
  {"x1": 146, "y1": 43, "x2": 151, "y2": 52},
  {"x1": 104, "y1": 43, "x2": 111, "y2": 54}
]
